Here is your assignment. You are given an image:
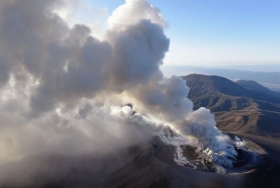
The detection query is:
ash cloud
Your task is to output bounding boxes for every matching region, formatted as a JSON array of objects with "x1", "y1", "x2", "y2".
[{"x1": 0, "y1": 0, "x2": 238, "y2": 185}]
